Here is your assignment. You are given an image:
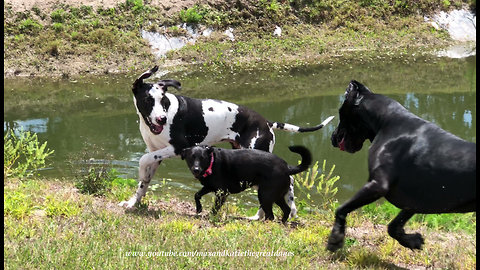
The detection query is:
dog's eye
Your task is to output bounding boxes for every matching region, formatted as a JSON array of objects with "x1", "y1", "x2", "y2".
[{"x1": 144, "y1": 96, "x2": 154, "y2": 104}]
